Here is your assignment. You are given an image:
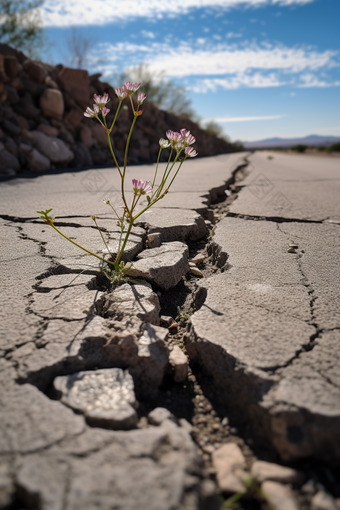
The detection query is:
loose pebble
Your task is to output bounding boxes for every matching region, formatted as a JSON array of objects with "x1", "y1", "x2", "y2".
[
  {"x1": 262, "y1": 481, "x2": 299, "y2": 510},
  {"x1": 251, "y1": 460, "x2": 305, "y2": 485},
  {"x1": 212, "y1": 443, "x2": 246, "y2": 493},
  {"x1": 148, "y1": 407, "x2": 172, "y2": 426}
]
